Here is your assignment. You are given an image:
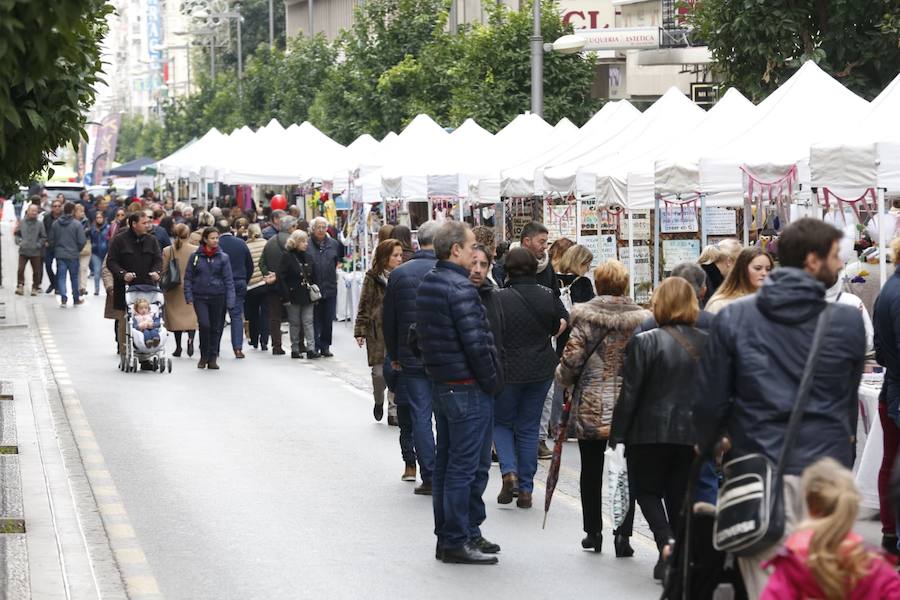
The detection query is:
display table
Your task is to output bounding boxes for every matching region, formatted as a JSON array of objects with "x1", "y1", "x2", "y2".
[
  {"x1": 856, "y1": 380, "x2": 883, "y2": 510},
  {"x1": 336, "y1": 270, "x2": 364, "y2": 322}
]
